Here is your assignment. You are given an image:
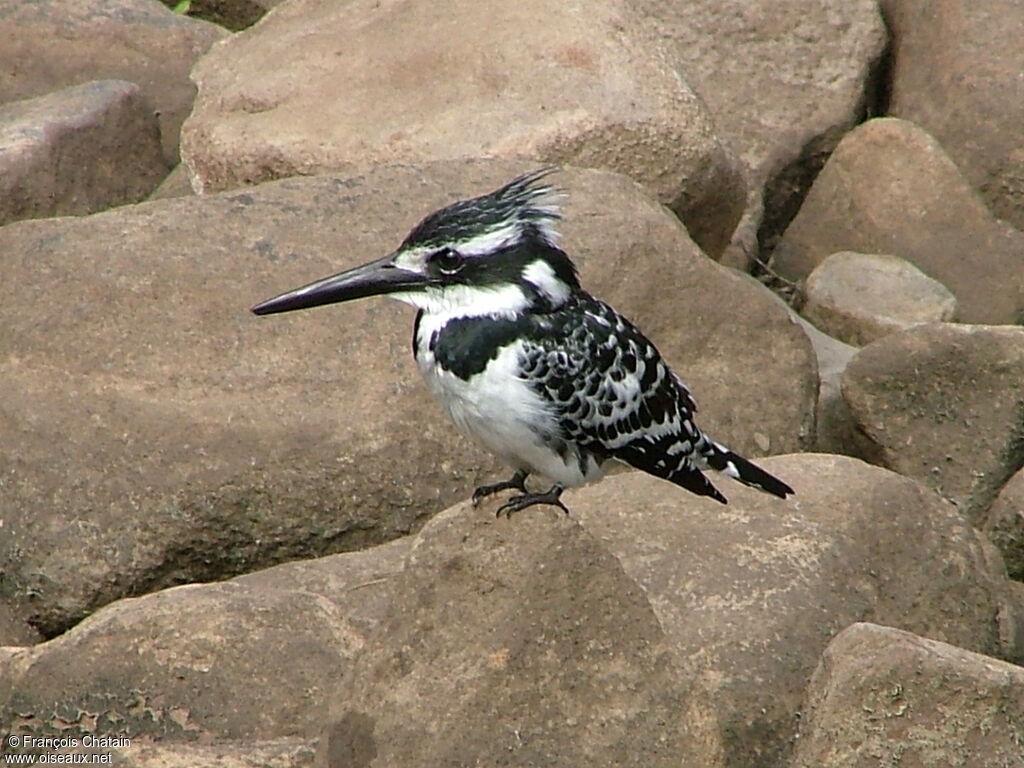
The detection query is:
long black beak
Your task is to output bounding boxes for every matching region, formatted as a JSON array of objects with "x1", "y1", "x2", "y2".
[{"x1": 251, "y1": 254, "x2": 429, "y2": 315}]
